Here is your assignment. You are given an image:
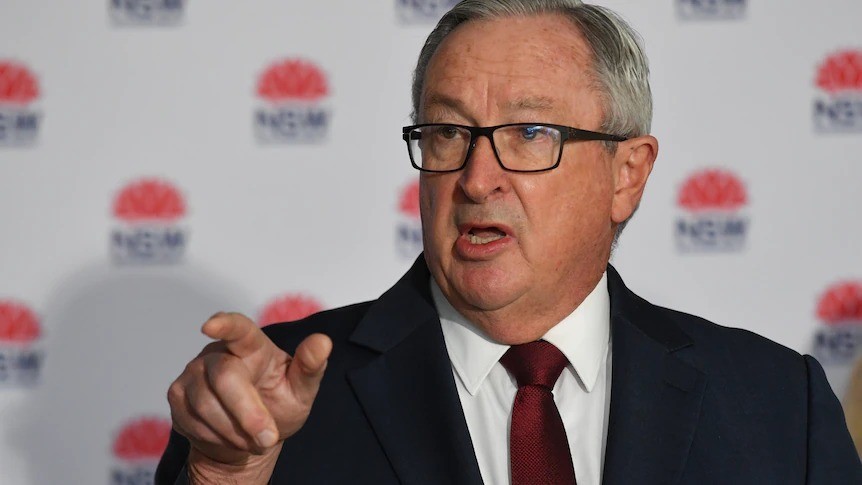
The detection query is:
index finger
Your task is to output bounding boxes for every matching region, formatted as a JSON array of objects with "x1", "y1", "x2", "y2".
[{"x1": 202, "y1": 312, "x2": 269, "y2": 358}]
